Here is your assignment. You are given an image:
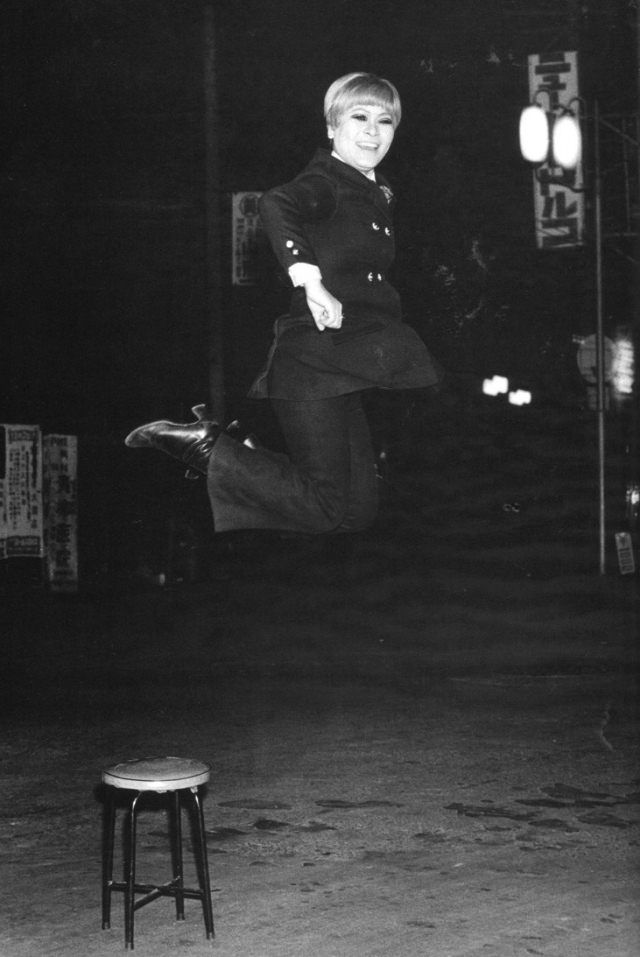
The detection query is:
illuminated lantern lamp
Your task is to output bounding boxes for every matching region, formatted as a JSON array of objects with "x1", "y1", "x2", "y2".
[
  {"x1": 552, "y1": 114, "x2": 582, "y2": 169},
  {"x1": 519, "y1": 105, "x2": 549, "y2": 163}
]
